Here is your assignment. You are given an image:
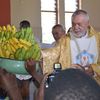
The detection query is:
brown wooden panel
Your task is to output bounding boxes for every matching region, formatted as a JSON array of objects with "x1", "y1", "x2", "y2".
[{"x1": 0, "y1": 0, "x2": 11, "y2": 26}]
